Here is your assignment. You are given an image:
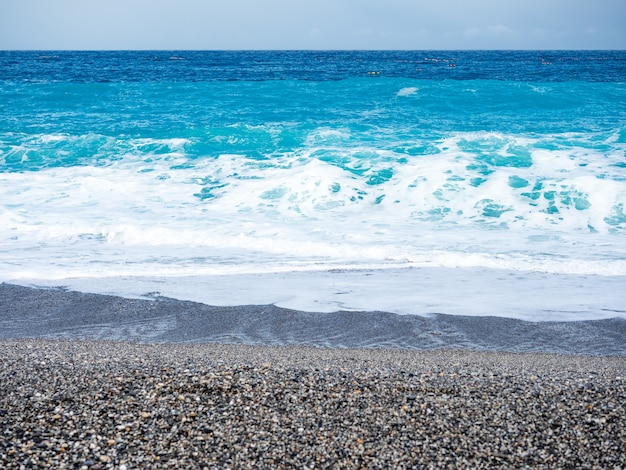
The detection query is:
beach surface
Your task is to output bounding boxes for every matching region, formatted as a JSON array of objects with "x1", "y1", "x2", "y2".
[
  {"x1": 1, "y1": 283, "x2": 625, "y2": 355},
  {"x1": 1, "y1": 283, "x2": 625, "y2": 468},
  {"x1": 1, "y1": 339, "x2": 625, "y2": 468}
]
